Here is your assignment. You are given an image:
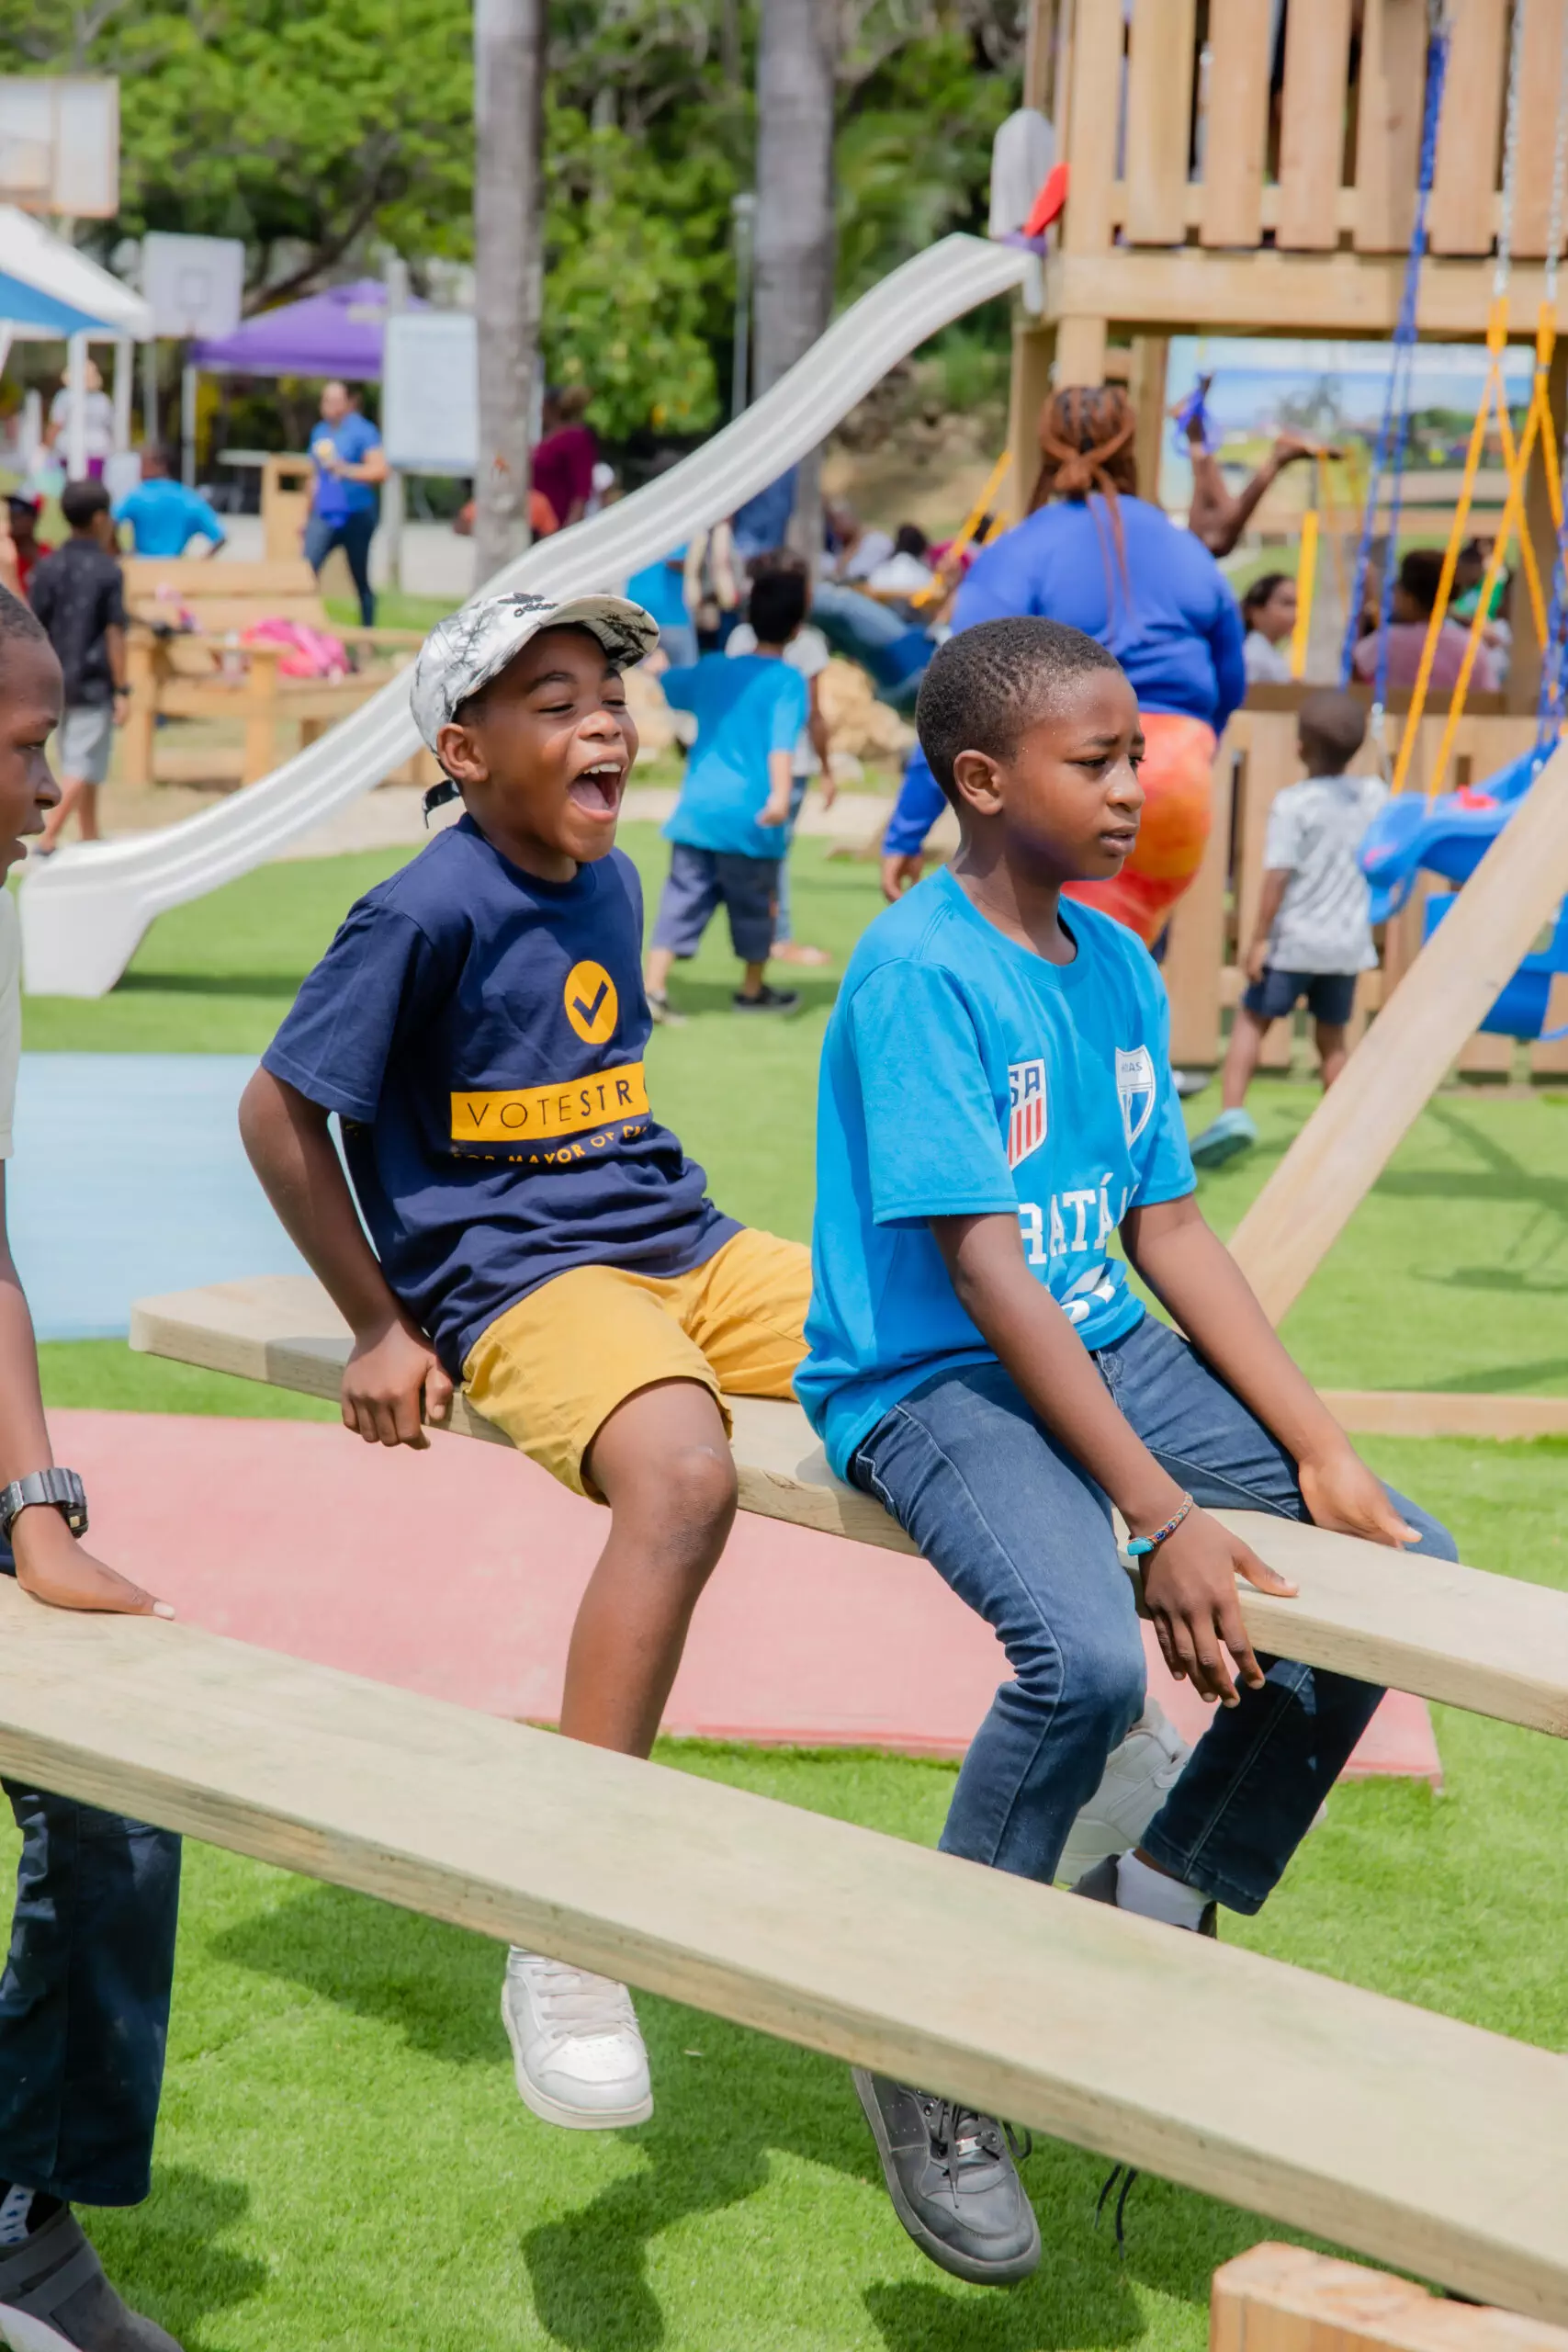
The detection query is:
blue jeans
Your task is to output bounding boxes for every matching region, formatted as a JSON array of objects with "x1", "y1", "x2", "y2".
[
  {"x1": 850, "y1": 1314, "x2": 1457, "y2": 1914},
  {"x1": 304, "y1": 507, "x2": 377, "y2": 627},
  {"x1": 810, "y1": 582, "x2": 933, "y2": 711},
  {"x1": 0, "y1": 1539, "x2": 181, "y2": 2203}
]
